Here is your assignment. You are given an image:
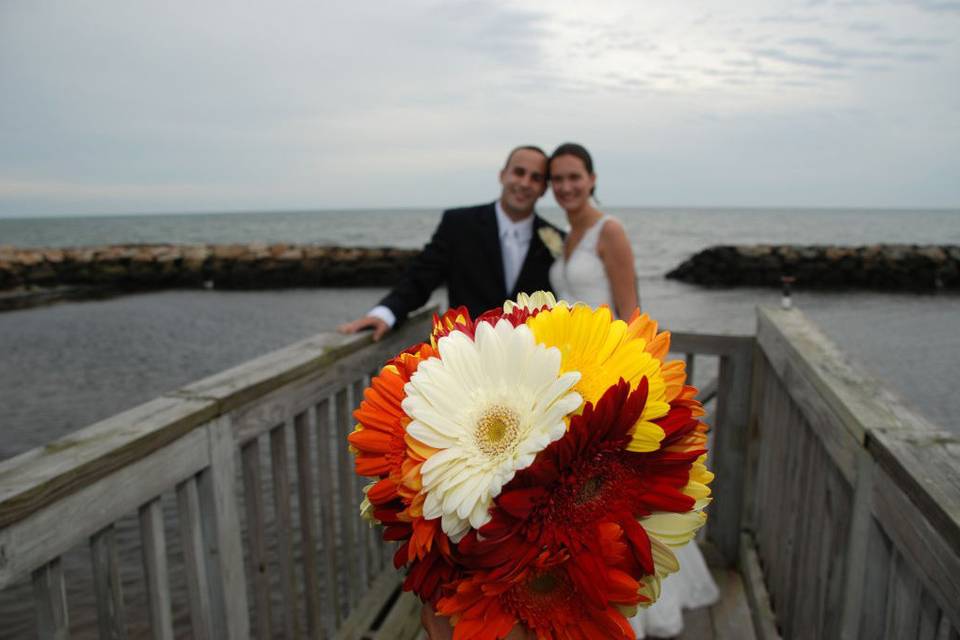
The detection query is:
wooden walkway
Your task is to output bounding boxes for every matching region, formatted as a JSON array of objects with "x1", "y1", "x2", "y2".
[{"x1": 1, "y1": 306, "x2": 958, "y2": 639}]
